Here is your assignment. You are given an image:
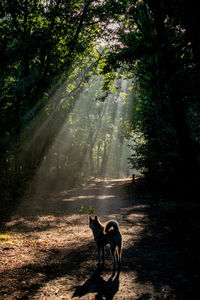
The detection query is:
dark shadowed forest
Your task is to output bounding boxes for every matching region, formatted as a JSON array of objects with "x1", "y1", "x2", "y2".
[{"x1": 0, "y1": 0, "x2": 200, "y2": 299}]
